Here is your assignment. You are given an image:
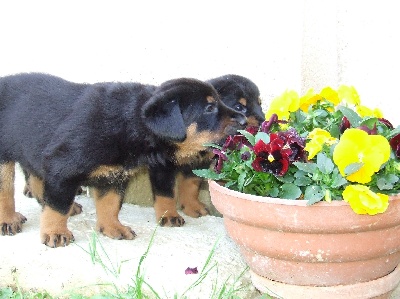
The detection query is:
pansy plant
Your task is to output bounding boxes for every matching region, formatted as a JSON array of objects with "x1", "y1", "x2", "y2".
[{"x1": 194, "y1": 85, "x2": 400, "y2": 215}]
